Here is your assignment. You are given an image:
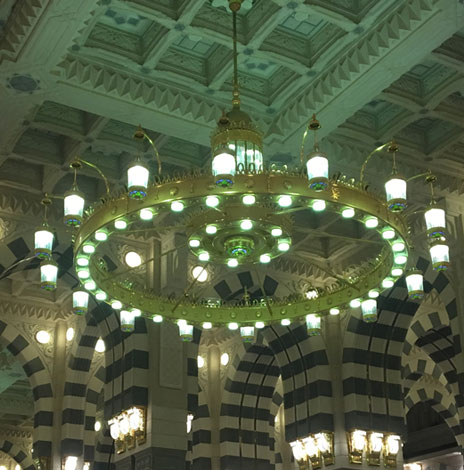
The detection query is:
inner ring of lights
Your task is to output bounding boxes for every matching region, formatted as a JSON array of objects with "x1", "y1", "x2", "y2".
[{"x1": 73, "y1": 172, "x2": 409, "y2": 326}]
